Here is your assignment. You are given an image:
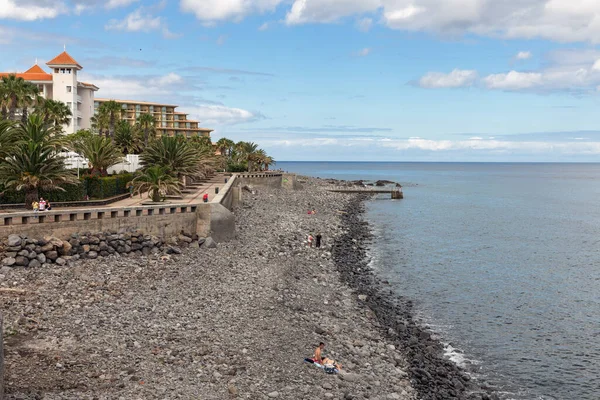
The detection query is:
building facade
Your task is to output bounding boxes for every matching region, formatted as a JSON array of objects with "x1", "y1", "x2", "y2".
[
  {"x1": 1, "y1": 50, "x2": 212, "y2": 138},
  {"x1": 94, "y1": 99, "x2": 213, "y2": 138},
  {"x1": 0, "y1": 51, "x2": 98, "y2": 133}
]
